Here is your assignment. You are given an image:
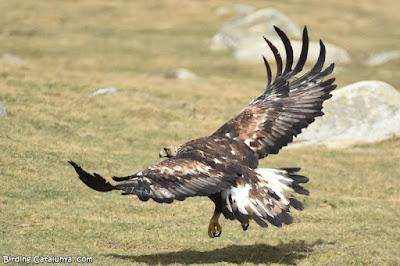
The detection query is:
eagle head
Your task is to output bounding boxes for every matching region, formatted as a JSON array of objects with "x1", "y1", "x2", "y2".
[{"x1": 159, "y1": 145, "x2": 181, "y2": 158}]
